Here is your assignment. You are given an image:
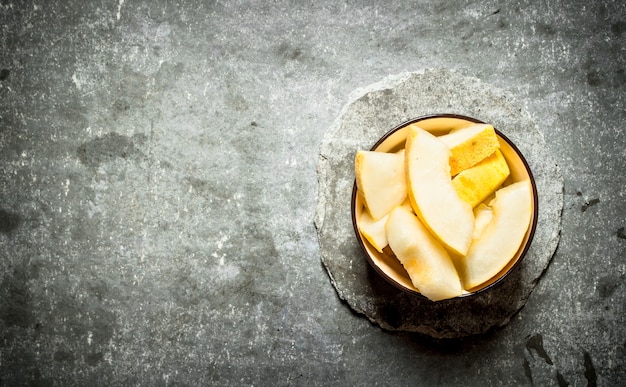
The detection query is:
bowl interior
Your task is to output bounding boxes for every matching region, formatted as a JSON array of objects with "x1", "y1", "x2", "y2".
[{"x1": 352, "y1": 115, "x2": 538, "y2": 297}]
